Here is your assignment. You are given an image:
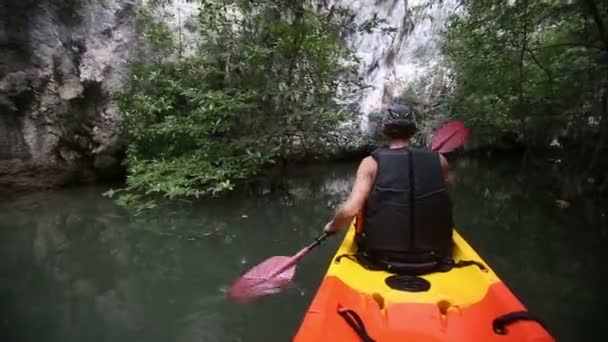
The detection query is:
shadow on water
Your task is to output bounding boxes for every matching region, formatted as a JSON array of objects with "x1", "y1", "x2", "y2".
[{"x1": 0, "y1": 156, "x2": 605, "y2": 341}]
